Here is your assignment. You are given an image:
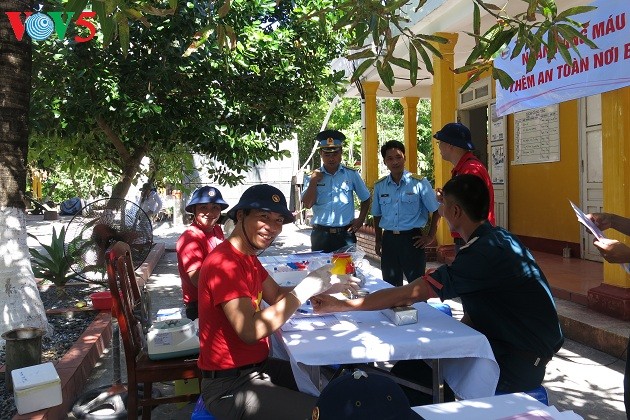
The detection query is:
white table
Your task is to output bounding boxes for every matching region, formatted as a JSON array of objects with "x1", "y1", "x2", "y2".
[
  {"x1": 267, "y1": 259, "x2": 500, "y2": 401},
  {"x1": 412, "y1": 392, "x2": 583, "y2": 419}
]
